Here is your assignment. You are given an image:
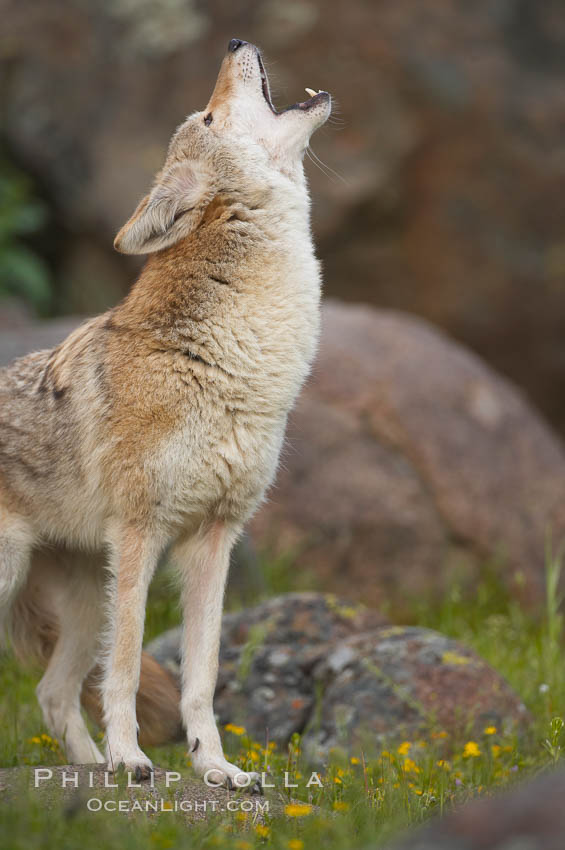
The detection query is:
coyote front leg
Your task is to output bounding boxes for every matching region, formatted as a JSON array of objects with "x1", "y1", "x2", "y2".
[
  {"x1": 173, "y1": 523, "x2": 260, "y2": 790},
  {"x1": 103, "y1": 526, "x2": 161, "y2": 779}
]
